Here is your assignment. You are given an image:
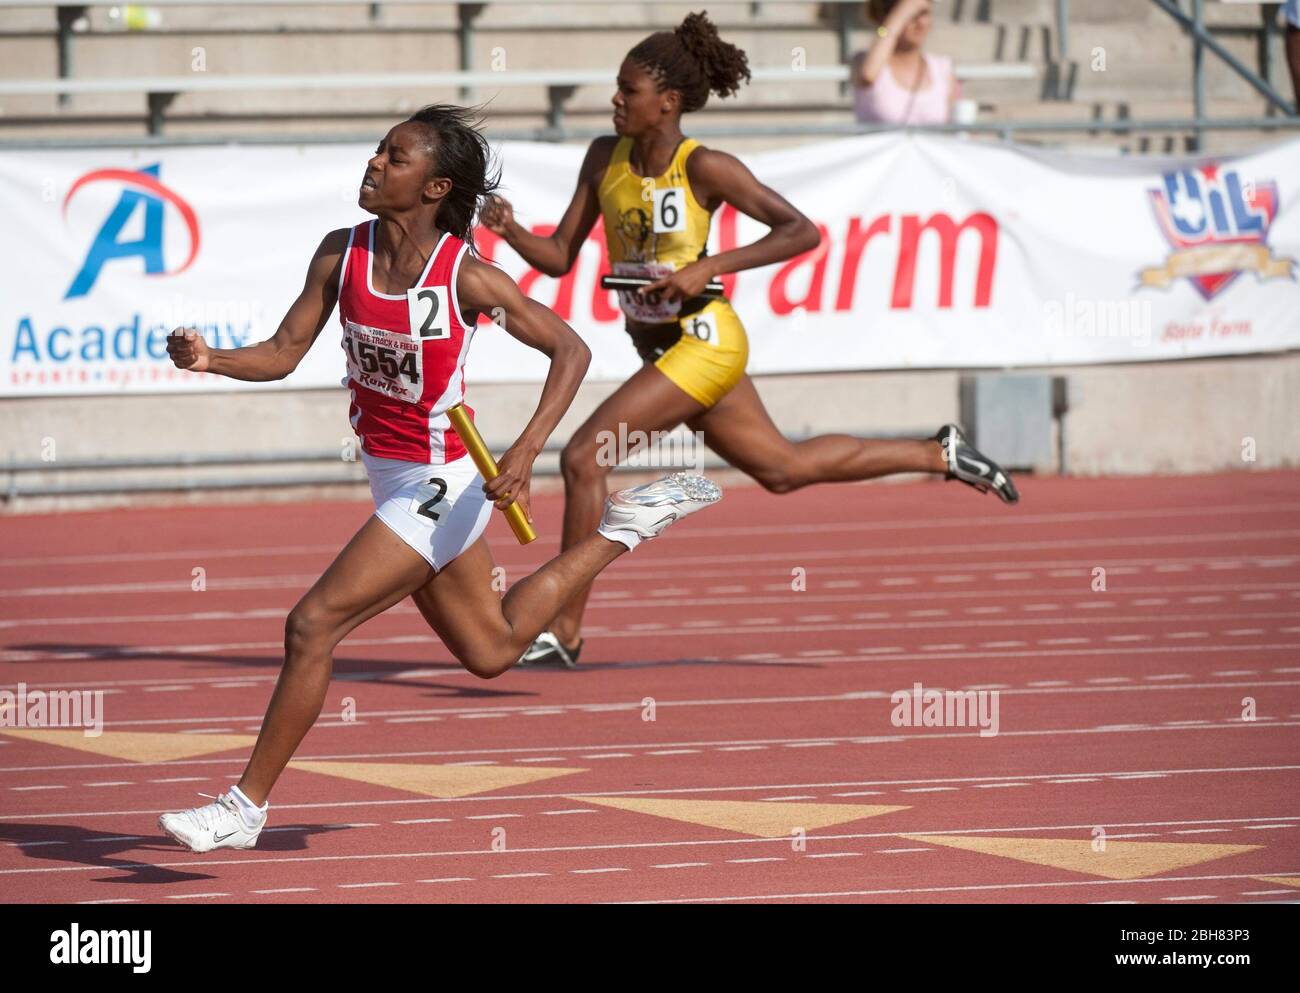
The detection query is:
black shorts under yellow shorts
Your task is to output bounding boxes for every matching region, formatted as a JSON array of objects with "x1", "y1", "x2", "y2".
[{"x1": 627, "y1": 299, "x2": 749, "y2": 410}]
